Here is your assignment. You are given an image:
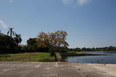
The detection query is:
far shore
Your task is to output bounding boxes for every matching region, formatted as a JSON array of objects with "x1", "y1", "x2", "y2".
[{"x1": 60, "y1": 53, "x2": 108, "y2": 57}]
